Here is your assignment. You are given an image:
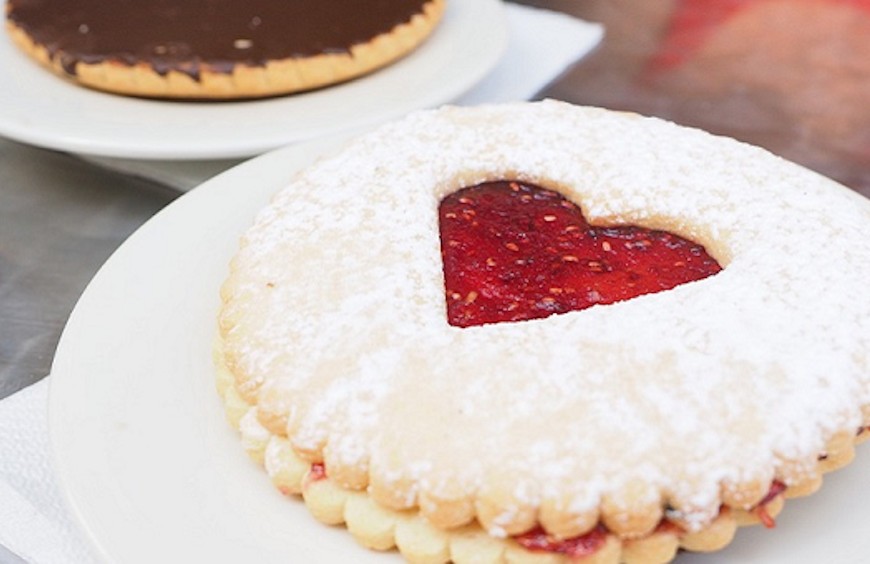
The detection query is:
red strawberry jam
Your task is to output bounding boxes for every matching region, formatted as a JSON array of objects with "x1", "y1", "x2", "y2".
[
  {"x1": 515, "y1": 525, "x2": 608, "y2": 558},
  {"x1": 439, "y1": 181, "x2": 722, "y2": 328},
  {"x1": 309, "y1": 462, "x2": 327, "y2": 481},
  {"x1": 303, "y1": 462, "x2": 328, "y2": 489},
  {"x1": 754, "y1": 480, "x2": 787, "y2": 529}
]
